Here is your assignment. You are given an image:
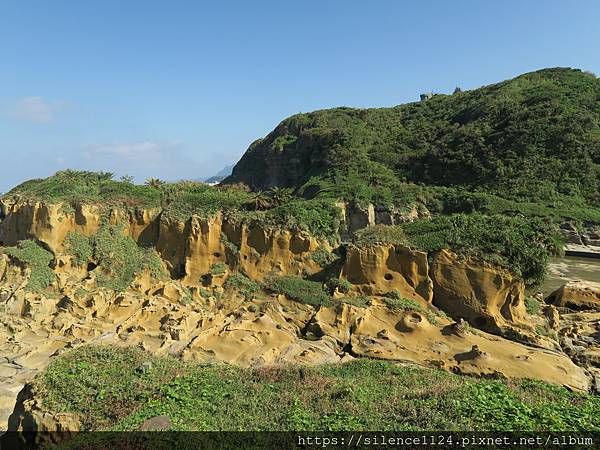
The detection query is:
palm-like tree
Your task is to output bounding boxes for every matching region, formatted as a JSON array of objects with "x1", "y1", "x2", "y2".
[
  {"x1": 266, "y1": 187, "x2": 294, "y2": 206},
  {"x1": 145, "y1": 178, "x2": 165, "y2": 189},
  {"x1": 248, "y1": 191, "x2": 272, "y2": 211}
]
